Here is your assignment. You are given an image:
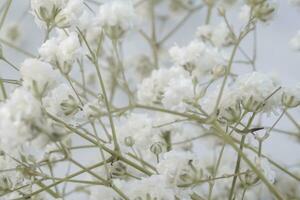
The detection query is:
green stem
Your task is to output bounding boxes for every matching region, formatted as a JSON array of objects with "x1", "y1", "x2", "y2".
[
  {"x1": 205, "y1": 5, "x2": 213, "y2": 24},
  {"x1": 0, "y1": 77, "x2": 7, "y2": 99},
  {"x1": 9, "y1": 160, "x2": 109, "y2": 200},
  {"x1": 2, "y1": 57, "x2": 19, "y2": 71},
  {"x1": 0, "y1": 0, "x2": 12, "y2": 30},
  {"x1": 47, "y1": 112, "x2": 154, "y2": 176},
  {"x1": 228, "y1": 135, "x2": 246, "y2": 200},
  {"x1": 213, "y1": 122, "x2": 284, "y2": 200}
]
